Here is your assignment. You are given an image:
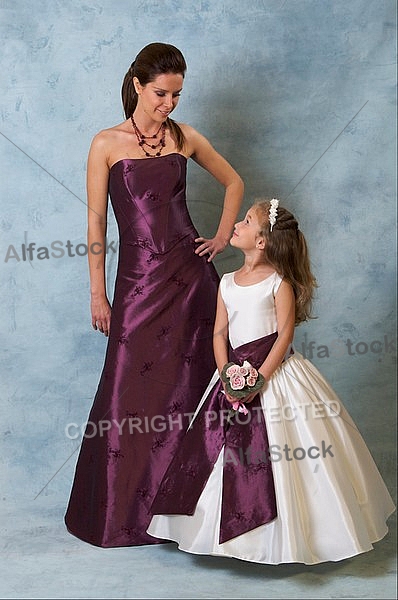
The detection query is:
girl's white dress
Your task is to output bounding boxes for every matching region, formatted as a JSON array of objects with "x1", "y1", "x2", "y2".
[{"x1": 147, "y1": 272, "x2": 395, "y2": 564}]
